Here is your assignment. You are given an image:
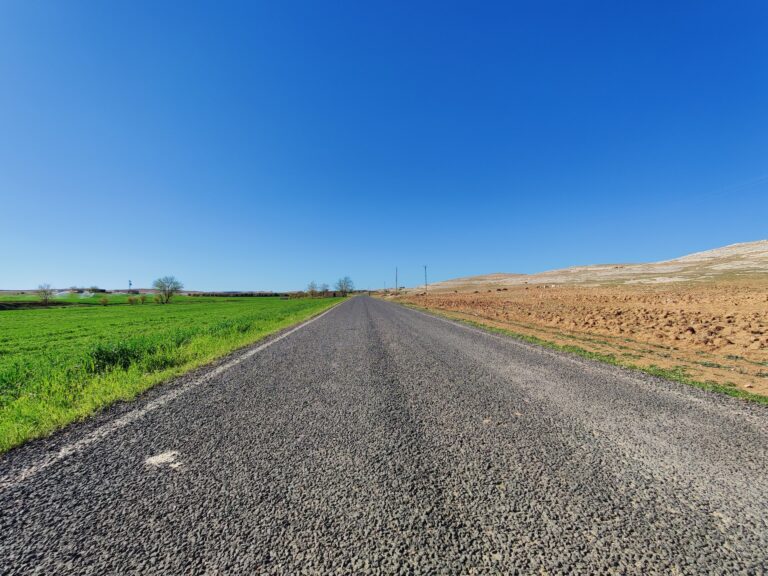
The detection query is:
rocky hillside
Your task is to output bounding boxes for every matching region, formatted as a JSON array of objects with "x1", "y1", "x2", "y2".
[{"x1": 422, "y1": 240, "x2": 768, "y2": 292}]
